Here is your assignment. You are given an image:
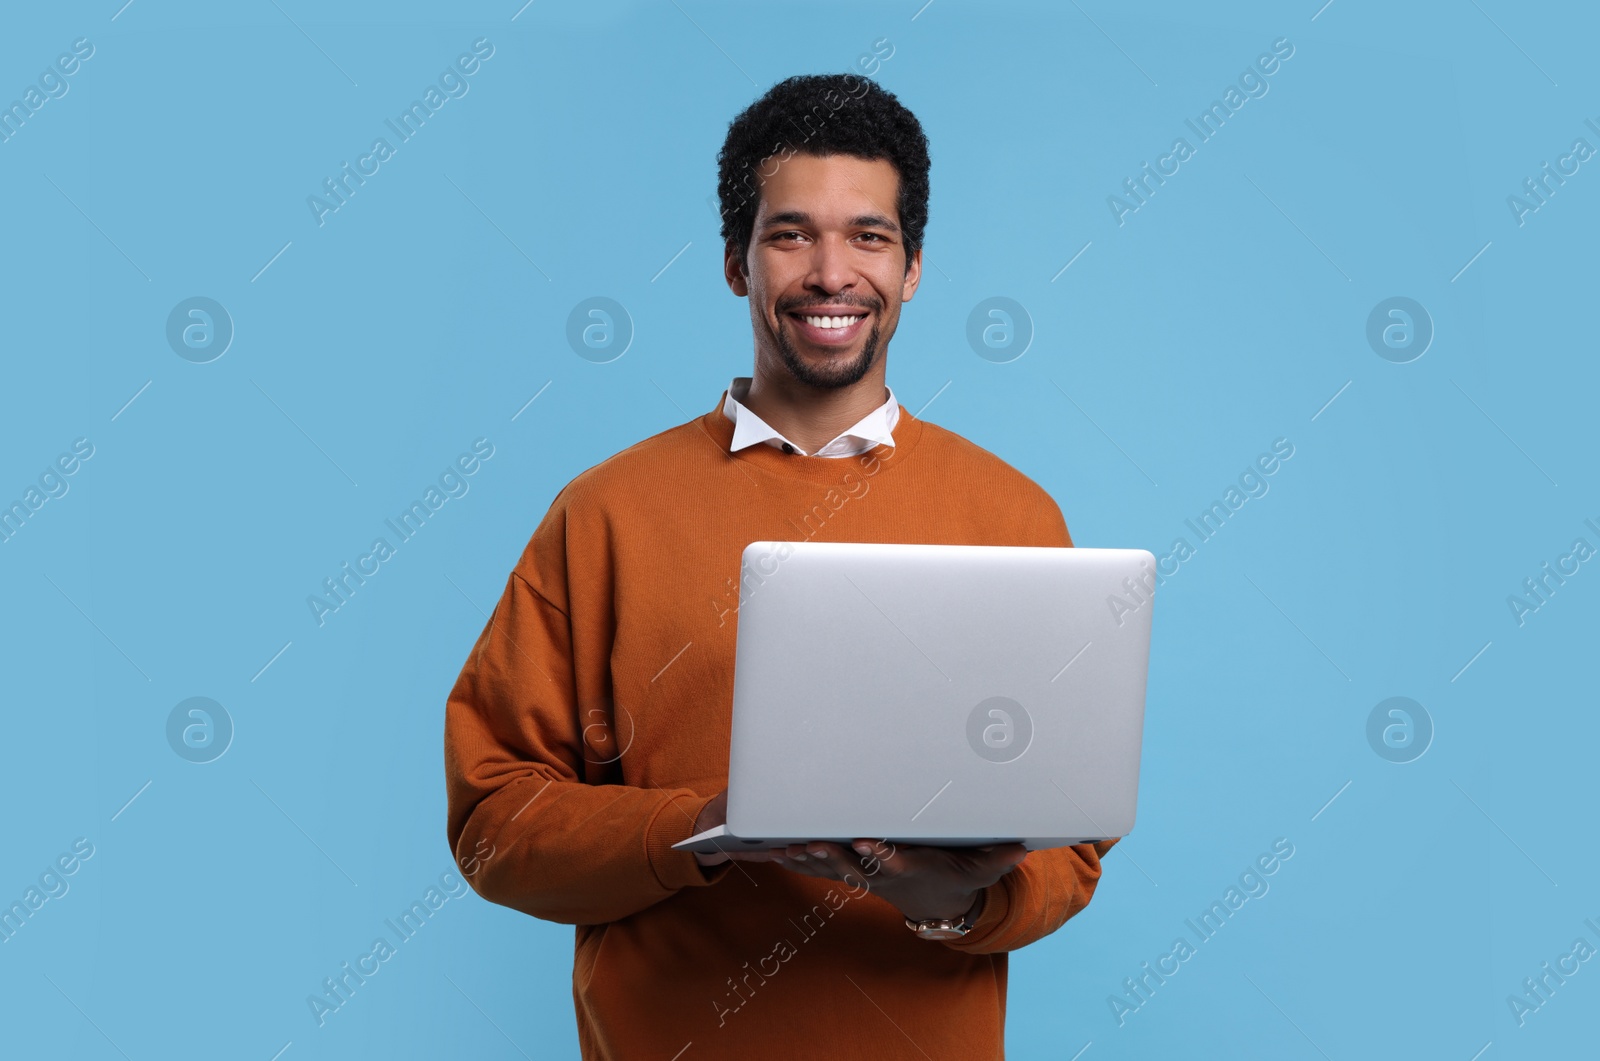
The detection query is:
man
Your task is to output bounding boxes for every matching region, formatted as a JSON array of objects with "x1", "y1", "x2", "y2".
[{"x1": 444, "y1": 73, "x2": 1118, "y2": 1060}]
